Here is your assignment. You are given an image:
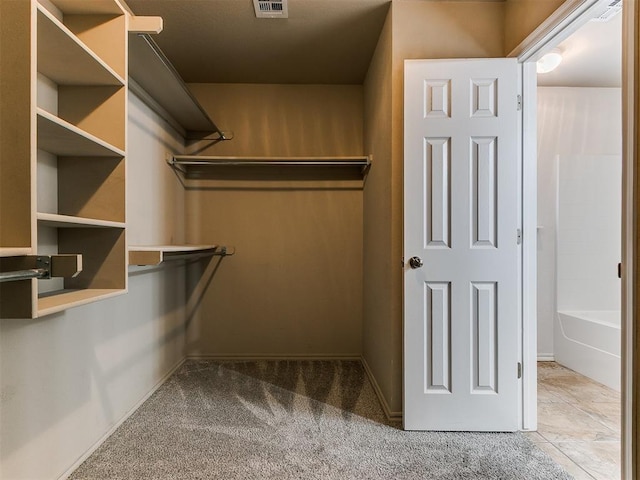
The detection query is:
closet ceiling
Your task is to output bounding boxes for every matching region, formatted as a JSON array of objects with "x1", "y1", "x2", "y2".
[{"x1": 126, "y1": 0, "x2": 391, "y2": 84}]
